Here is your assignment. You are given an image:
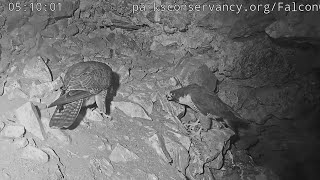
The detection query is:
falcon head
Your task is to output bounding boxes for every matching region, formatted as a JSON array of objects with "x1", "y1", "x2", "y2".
[
  {"x1": 166, "y1": 88, "x2": 186, "y2": 102},
  {"x1": 166, "y1": 84, "x2": 200, "y2": 106}
]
